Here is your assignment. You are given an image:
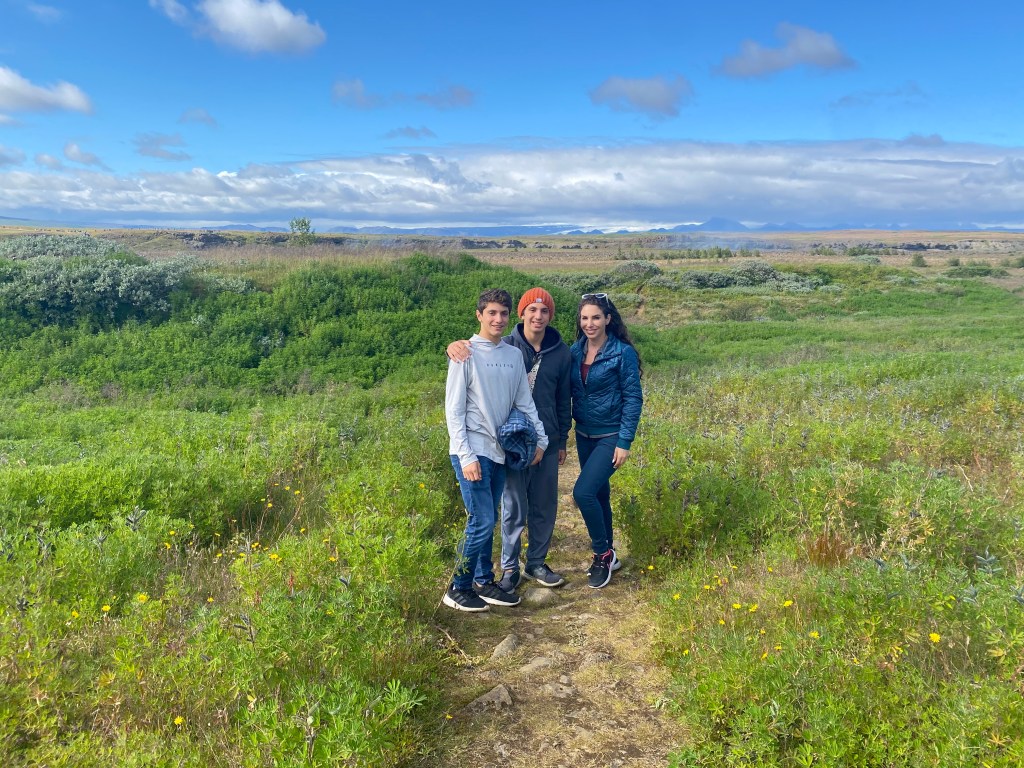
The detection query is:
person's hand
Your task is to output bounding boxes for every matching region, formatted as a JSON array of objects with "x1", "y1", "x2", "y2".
[
  {"x1": 612, "y1": 447, "x2": 630, "y2": 469},
  {"x1": 463, "y1": 460, "x2": 482, "y2": 481},
  {"x1": 446, "y1": 340, "x2": 472, "y2": 362},
  {"x1": 557, "y1": 449, "x2": 567, "y2": 466},
  {"x1": 531, "y1": 446, "x2": 544, "y2": 466}
]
